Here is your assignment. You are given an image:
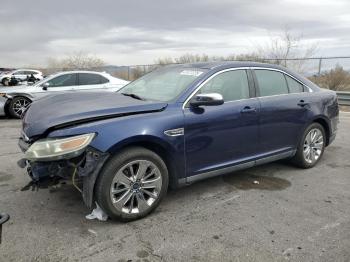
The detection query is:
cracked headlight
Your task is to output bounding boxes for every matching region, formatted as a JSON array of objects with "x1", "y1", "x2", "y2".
[{"x1": 25, "y1": 133, "x2": 95, "y2": 161}]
